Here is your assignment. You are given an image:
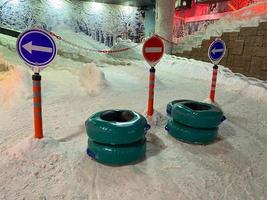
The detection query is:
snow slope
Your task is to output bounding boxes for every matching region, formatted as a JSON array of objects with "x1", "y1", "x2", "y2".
[{"x1": 0, "y1": 31, "x2": 266, "y2": 200}]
